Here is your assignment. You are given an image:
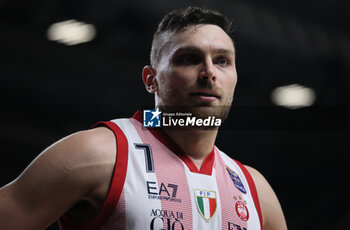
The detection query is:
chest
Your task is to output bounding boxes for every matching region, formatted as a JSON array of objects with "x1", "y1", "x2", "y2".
[{"x1": 116, "y1": 140, "x2": 256, "y2": 230}]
